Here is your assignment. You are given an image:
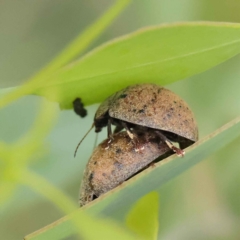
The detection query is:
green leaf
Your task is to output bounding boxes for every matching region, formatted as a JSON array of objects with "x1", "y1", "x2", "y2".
[
  {"x1": 0, "y1": 0, "x2": 131, "y2": 109},
  {"x1": 126, "y1": 192, "x2": 159, "y2": 240},
  {"x1": 25, "y1": 111, "x2": 240, "y2": 239},
  {"x1": 32, "y1": 22, "x2": 240, "y2": 109}
]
